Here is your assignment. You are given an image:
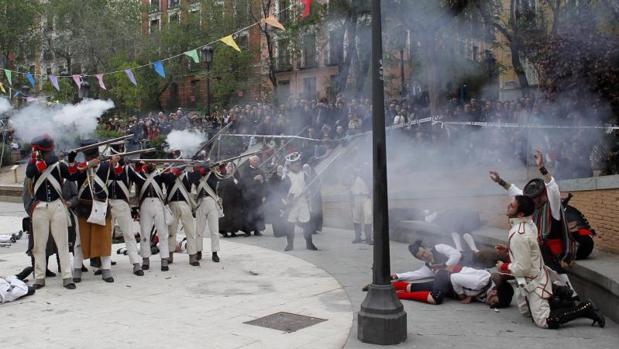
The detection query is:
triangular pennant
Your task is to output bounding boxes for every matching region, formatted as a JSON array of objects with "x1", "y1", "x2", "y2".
[
  {"x1": 49, "y1": 75, "x2": 60, "y2": 91},
  {"x1": 96, "y1": 74, "x2": 107, "y2": 90},
  {"x1": 220, "y1": 35, "x2": 241, "y2": 52},
  {"x1": 301, "y1": 0, "x2": 313, "y2": 18},
  {"x1": 3, "y1": 69, "x2": 11, "y2": 86},
  {"x1": 184, "y1": 49, "x2": 200, "y2": 63},
  {"x1": 263, "y1": 16, "x2": 285, "y2": 30},
  {"x1": 0, "y1": 82, "x2": 5, "y2": 94},
  {"x1": 72, "y1": 74, "x2": 82, "y2": 88},
  {"x1": 26, "y1": 72, "x2": 36, "y2": 88},
  {"x1": 152, "y1": 61, "x2": 166, "y2": 78},
  {"x1": 125, "y1": 69, "x2": 137, "y2": 86}
]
